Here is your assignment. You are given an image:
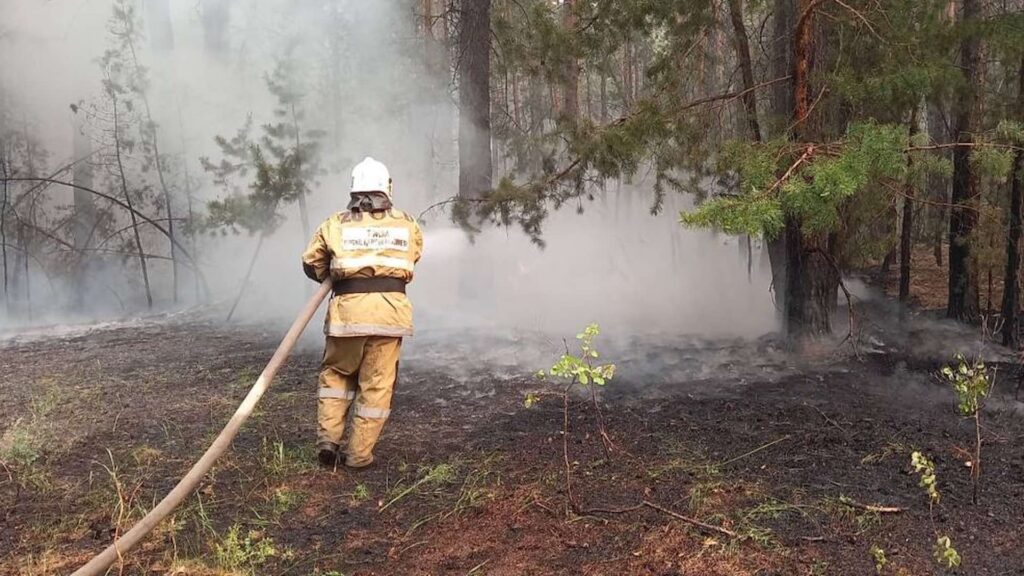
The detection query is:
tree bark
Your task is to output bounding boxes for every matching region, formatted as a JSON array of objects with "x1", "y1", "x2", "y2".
[
  {"x1": 771, "y1": 0, "x2": 797, "y2": 133},
  {"x1": 784, "y1": 218, "x2": 837, "y2": 338},
  {"x1": 600, "y1": 71, "x2": 608, "y2": 123},
  {"x1": 766, "y1": 0, "x2": 796, "y2": 318},
  {"x1": 422, "y1": 0, "x2": 432, "y2": 38},
  {"x1": 727, "y1": 0, "x2": 763, "y2": 291},
  {"x1": 878, "y1": 247, "x2": 896, "y2": 281},
  {"x1": 561, "y1": 0, "x2": 579, "y2": 126},
  {"x1": 1001, "y1": 58, "x2": 1024, "y2": 347},
  {"x1": 1, "y1": 159, "x2": 9, "y2": 315},
  {"x1": 899, "y1": 108, "x2": 921, "y2": 312},
  {"x1": 927, "y1": 101, "x2": 949, "y2": 267},
  {"x1": 456, "y1": 0, "x2": 495, "y2": 303},
  {"x1": 947, "y1": 0, "x2": 986, "y2": 322},
  {"x1": 623, "y1": 40, "x2": 634, "y2": 107},
  {"x1": 783, "y1": 0, "x2": 837, "y2": 339},
  {"x1": 16, "y1": 223, "x2": 31, "y2": 321},
  {"x1": 727, "y1": 0, "x2": 762, "y2": 143},
  {"x1": 584, "y1": 64, "x2": 592, "y2": 120},
  {"x1": 457, "y1": 0, "x2": 492, "y2": 203}
]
